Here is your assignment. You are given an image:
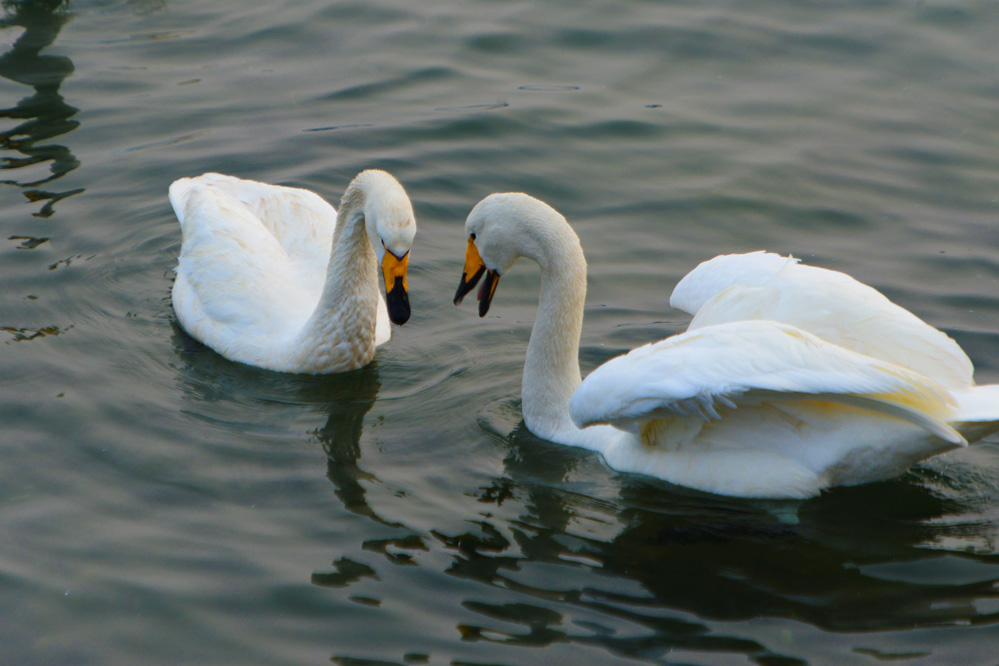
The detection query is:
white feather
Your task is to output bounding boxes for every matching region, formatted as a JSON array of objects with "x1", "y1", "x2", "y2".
[
  {"x1": 170, "y1": 170, "x2": 414, "y2": 374},
  {"x1": 671, "y1": 252, "x2": 974, "y2": 388},
  {"x1": 570, "y1": 320, "x2": 963, "y2": 445},
  {"x1": 460, "y1": 196, "x2": 999, "y2": 499}
]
